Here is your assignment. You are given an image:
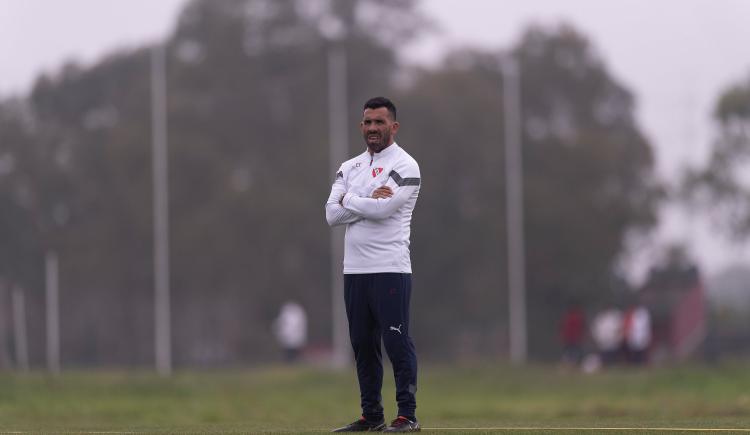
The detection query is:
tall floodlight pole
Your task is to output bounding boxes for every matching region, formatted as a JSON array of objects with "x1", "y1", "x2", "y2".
[
  {"x1": 328, "y1": 41, "x2": 350, "y2": 368},
  {"x1": 151, "y1": 43, "x2": 172, "y2": 376},
  {"x1": 12, "y1": 285, "x2": 29, "y2": 371},
  {"x1": 45, "y1": 250, "x2": 60, "y2": 374},
  {"x1": 502, "y1": 57, "x2": 527, "y2": 364}
]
